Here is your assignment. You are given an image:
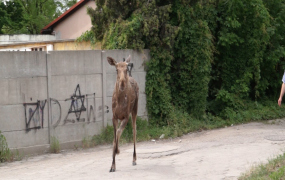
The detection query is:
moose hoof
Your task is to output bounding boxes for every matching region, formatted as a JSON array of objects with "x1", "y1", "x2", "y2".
[
  {"x1": 109, "y1": 168, "x2": 116, "y2": 172},
  {"x1": 116, "y1": 149, "x2": 120, "y2": 154},
  {"x1": 133, "y1": 162, "x2": 137, "y2": 166}
]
